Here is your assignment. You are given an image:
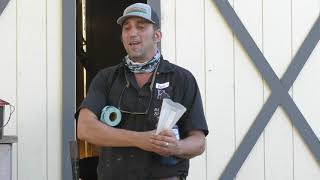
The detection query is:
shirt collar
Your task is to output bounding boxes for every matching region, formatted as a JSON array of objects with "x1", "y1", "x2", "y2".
[{"x1": 157, "y1": 56, "x2": 175, "y2": 74}]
